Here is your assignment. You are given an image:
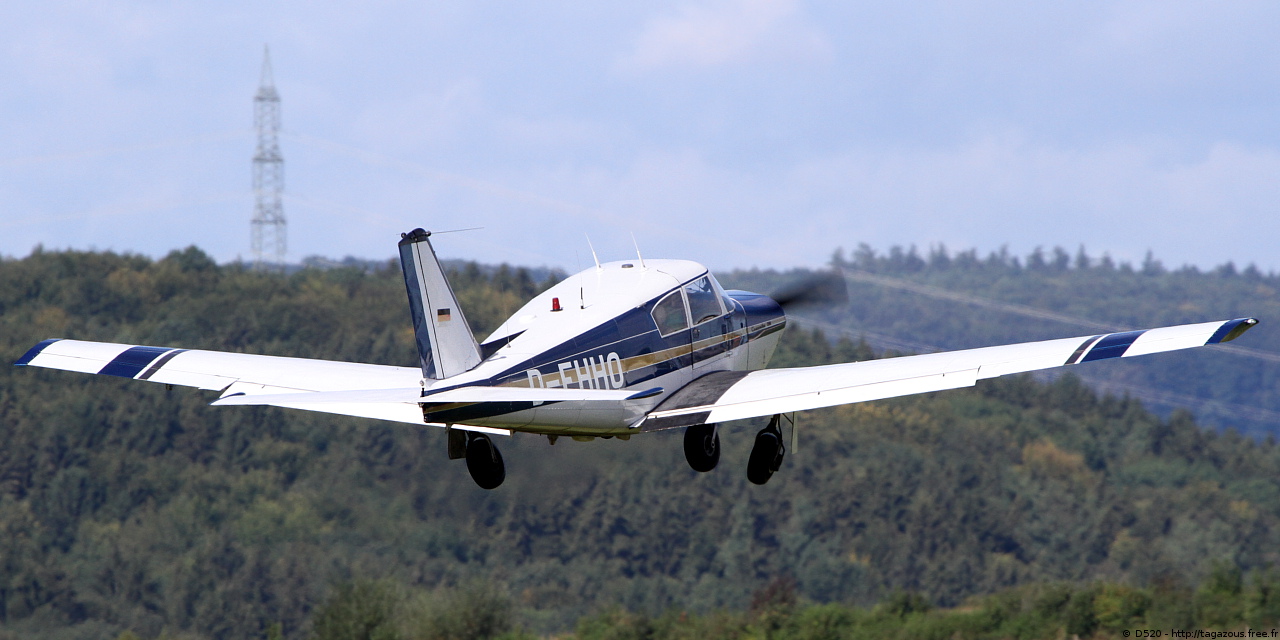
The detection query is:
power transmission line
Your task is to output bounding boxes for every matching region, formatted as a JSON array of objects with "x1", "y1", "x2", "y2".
[
  {"x1": 787, "y1": 312, "x2": 1280, "y2": 428},
  {"x1": 838, "y1": 268, "x2": 1280, "y2": 364},
  {"x1": 0, "y1": 130, "x2": 249, "y2": 169}
]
